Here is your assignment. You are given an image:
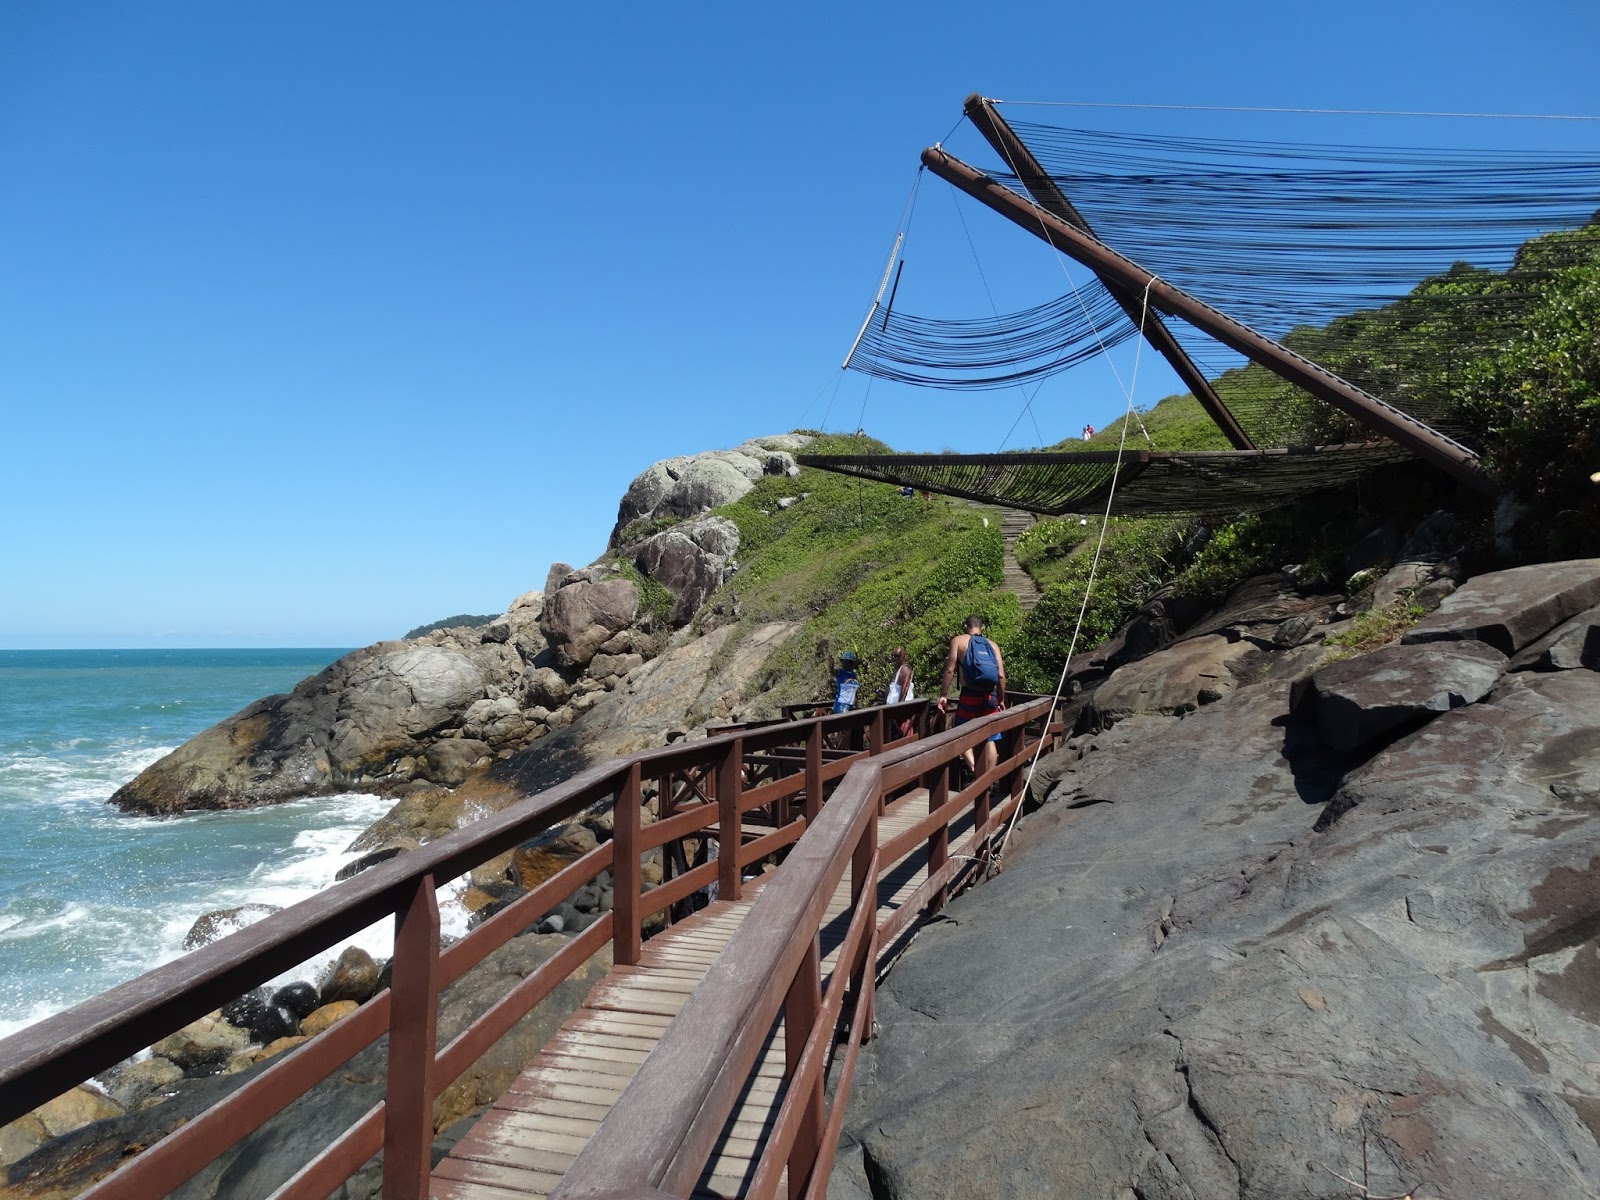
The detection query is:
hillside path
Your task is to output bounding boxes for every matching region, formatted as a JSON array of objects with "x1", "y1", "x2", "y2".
[{"x1": 998, "y1": 509, "x2": 1041, "y2": 612}]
